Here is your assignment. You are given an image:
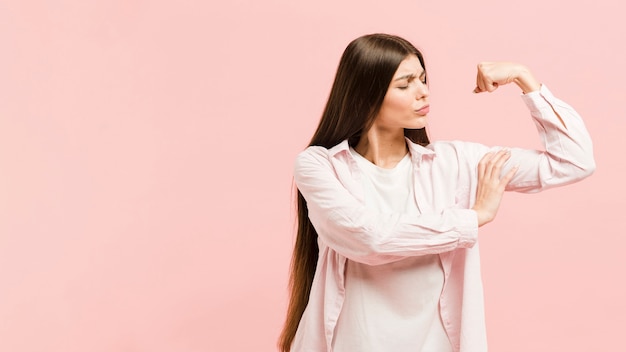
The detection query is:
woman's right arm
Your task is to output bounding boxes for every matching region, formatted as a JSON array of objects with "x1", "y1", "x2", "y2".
[{"x1": 294, "y1": 148, "x2": 486, "y2": 266}]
